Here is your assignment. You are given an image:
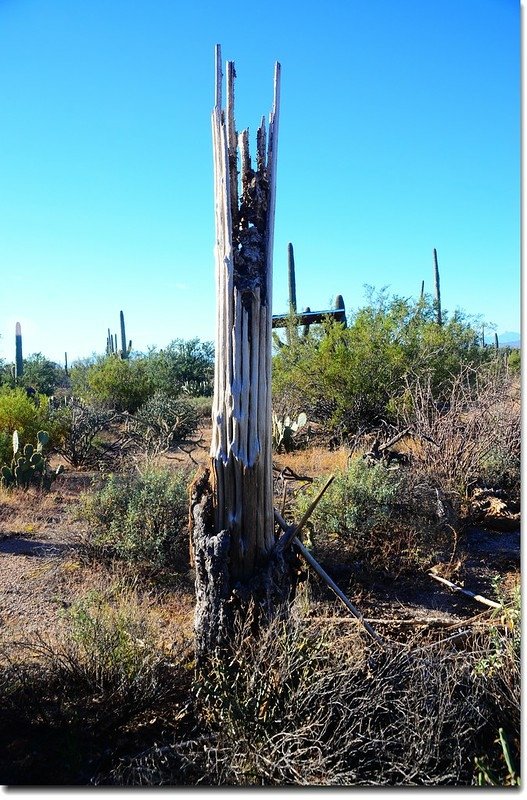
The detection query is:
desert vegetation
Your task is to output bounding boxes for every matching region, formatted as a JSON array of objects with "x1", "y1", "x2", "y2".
[{"x1": 0, "y1": 288, "x2": 520, "y2": 786}]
